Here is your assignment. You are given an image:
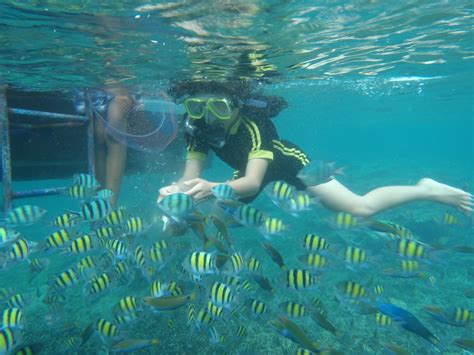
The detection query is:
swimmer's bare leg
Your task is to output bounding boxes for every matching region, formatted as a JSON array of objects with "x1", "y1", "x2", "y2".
[
  {"x1": 93, "y1": 116, "x2": 107, "y2": 187},
  {"x1": 307, "y1": 178, "x2": 473, "y2": 217},
  {"x1": 104, "y1": 87, "x2": 131, "y2": 207}
]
